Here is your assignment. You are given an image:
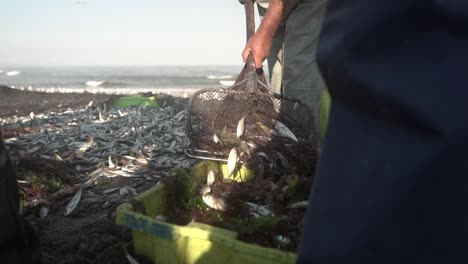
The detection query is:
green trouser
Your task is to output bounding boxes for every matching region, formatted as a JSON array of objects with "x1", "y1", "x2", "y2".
[{"x1": 256, "y1": 0, "x2": 327, "y2": 115}]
